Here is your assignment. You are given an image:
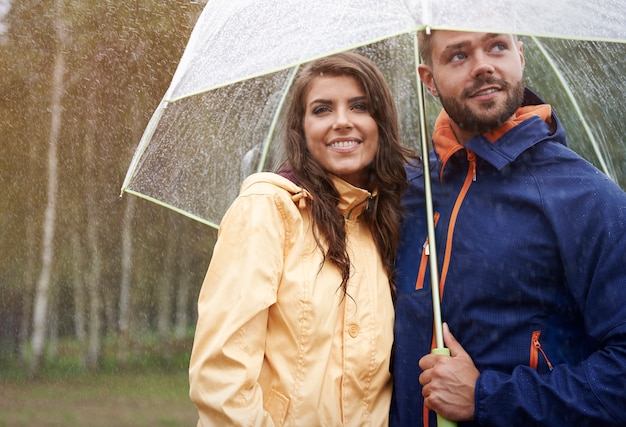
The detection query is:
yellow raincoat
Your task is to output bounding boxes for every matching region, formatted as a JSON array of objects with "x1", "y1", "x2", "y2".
[{"x1": 189, "y1": 172, "x2": 394, "y2": 426}]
